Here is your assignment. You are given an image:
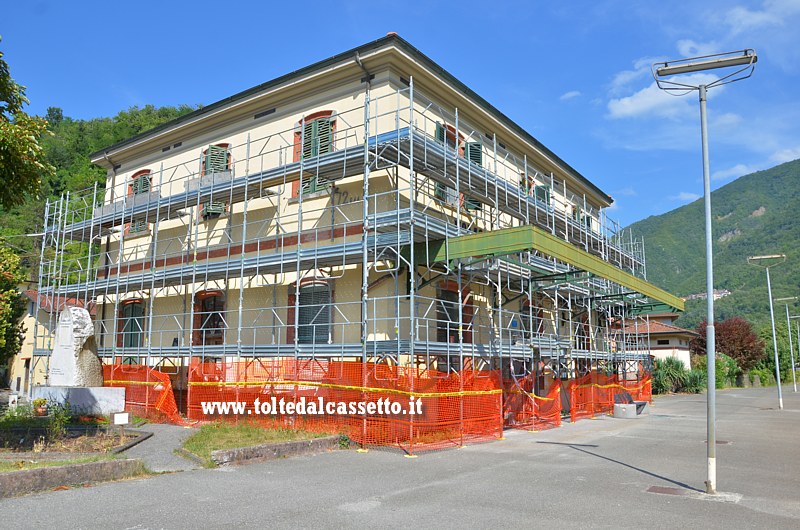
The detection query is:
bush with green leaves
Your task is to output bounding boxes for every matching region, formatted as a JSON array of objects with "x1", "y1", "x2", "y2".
[
  {"x1": 683, "y1": 369, "x2": 707, "y2": 394},
  {"x1": 652, "y1": 357, "x2": 688, "y2": 394}
]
